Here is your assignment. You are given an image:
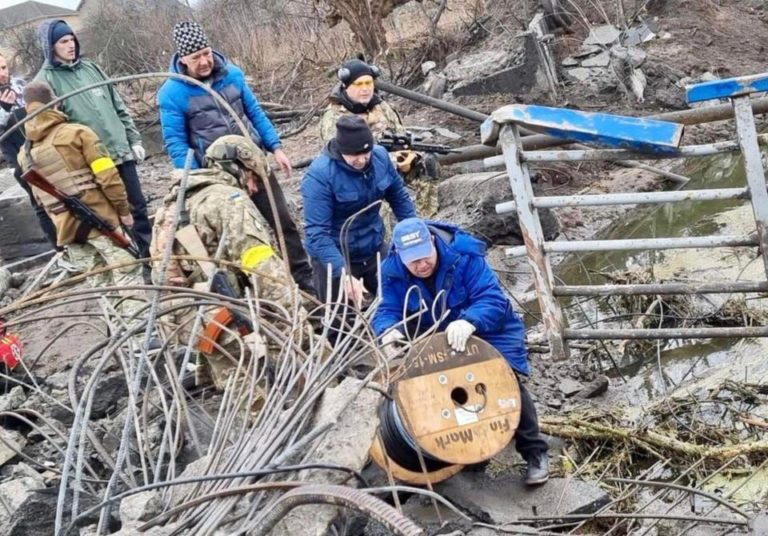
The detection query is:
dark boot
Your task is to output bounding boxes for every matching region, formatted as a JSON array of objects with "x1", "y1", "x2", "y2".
[{"x1": 525, "y1": 452, "x2": 549, "y2": 486}]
